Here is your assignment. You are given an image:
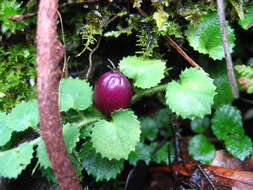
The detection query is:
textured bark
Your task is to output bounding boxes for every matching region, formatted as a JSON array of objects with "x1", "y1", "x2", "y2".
[{"x1": 36, "y1": 1, "x2": 83, "y2": 190}]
